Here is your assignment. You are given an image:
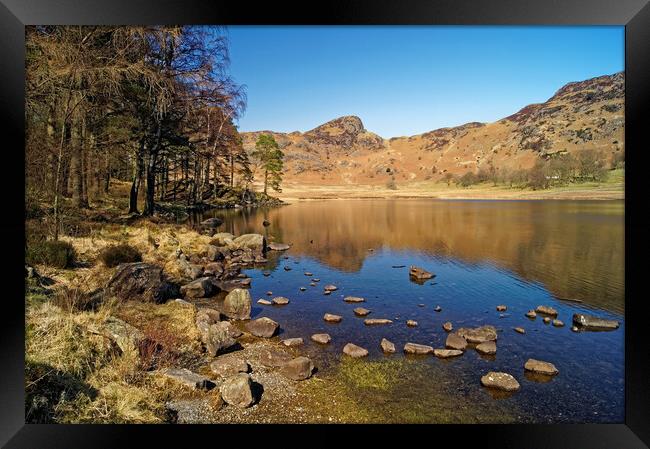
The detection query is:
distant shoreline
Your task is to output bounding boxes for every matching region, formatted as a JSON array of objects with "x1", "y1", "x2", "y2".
[{"x1": 275, "y1": 183, "x2": 624, "y2": 202}]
